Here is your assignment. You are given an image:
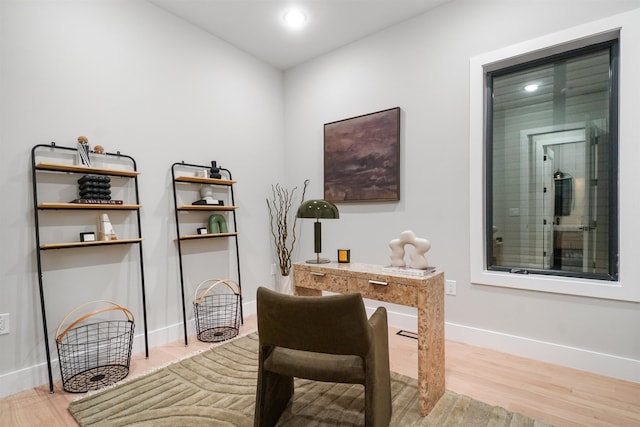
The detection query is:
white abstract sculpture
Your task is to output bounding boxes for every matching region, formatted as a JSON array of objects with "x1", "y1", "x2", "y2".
[{"x1": 389, "y1": 230, "x2": 431, "y2": 269}]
